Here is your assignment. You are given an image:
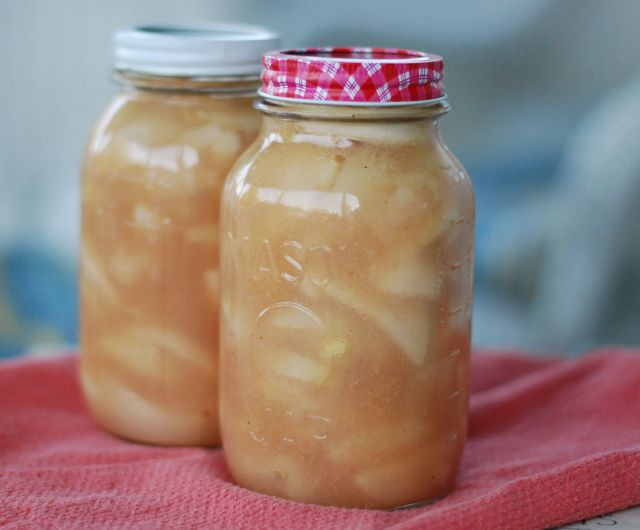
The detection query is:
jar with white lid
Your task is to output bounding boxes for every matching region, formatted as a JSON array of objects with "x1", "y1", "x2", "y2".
[
  {"x1": 220, "y1": 47, "x2": 475, "y2": 508},
  {"x1": 79, "y1": 24, "x2": 279, "y2": 446}
]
